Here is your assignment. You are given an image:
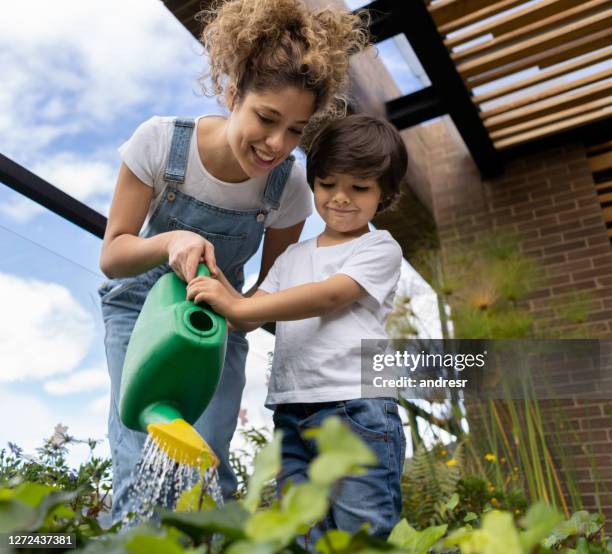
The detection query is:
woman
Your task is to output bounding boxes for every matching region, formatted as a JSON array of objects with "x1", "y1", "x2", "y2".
[{"x1": 98, "y1": 0, "x2": 369, "y2": 521}]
